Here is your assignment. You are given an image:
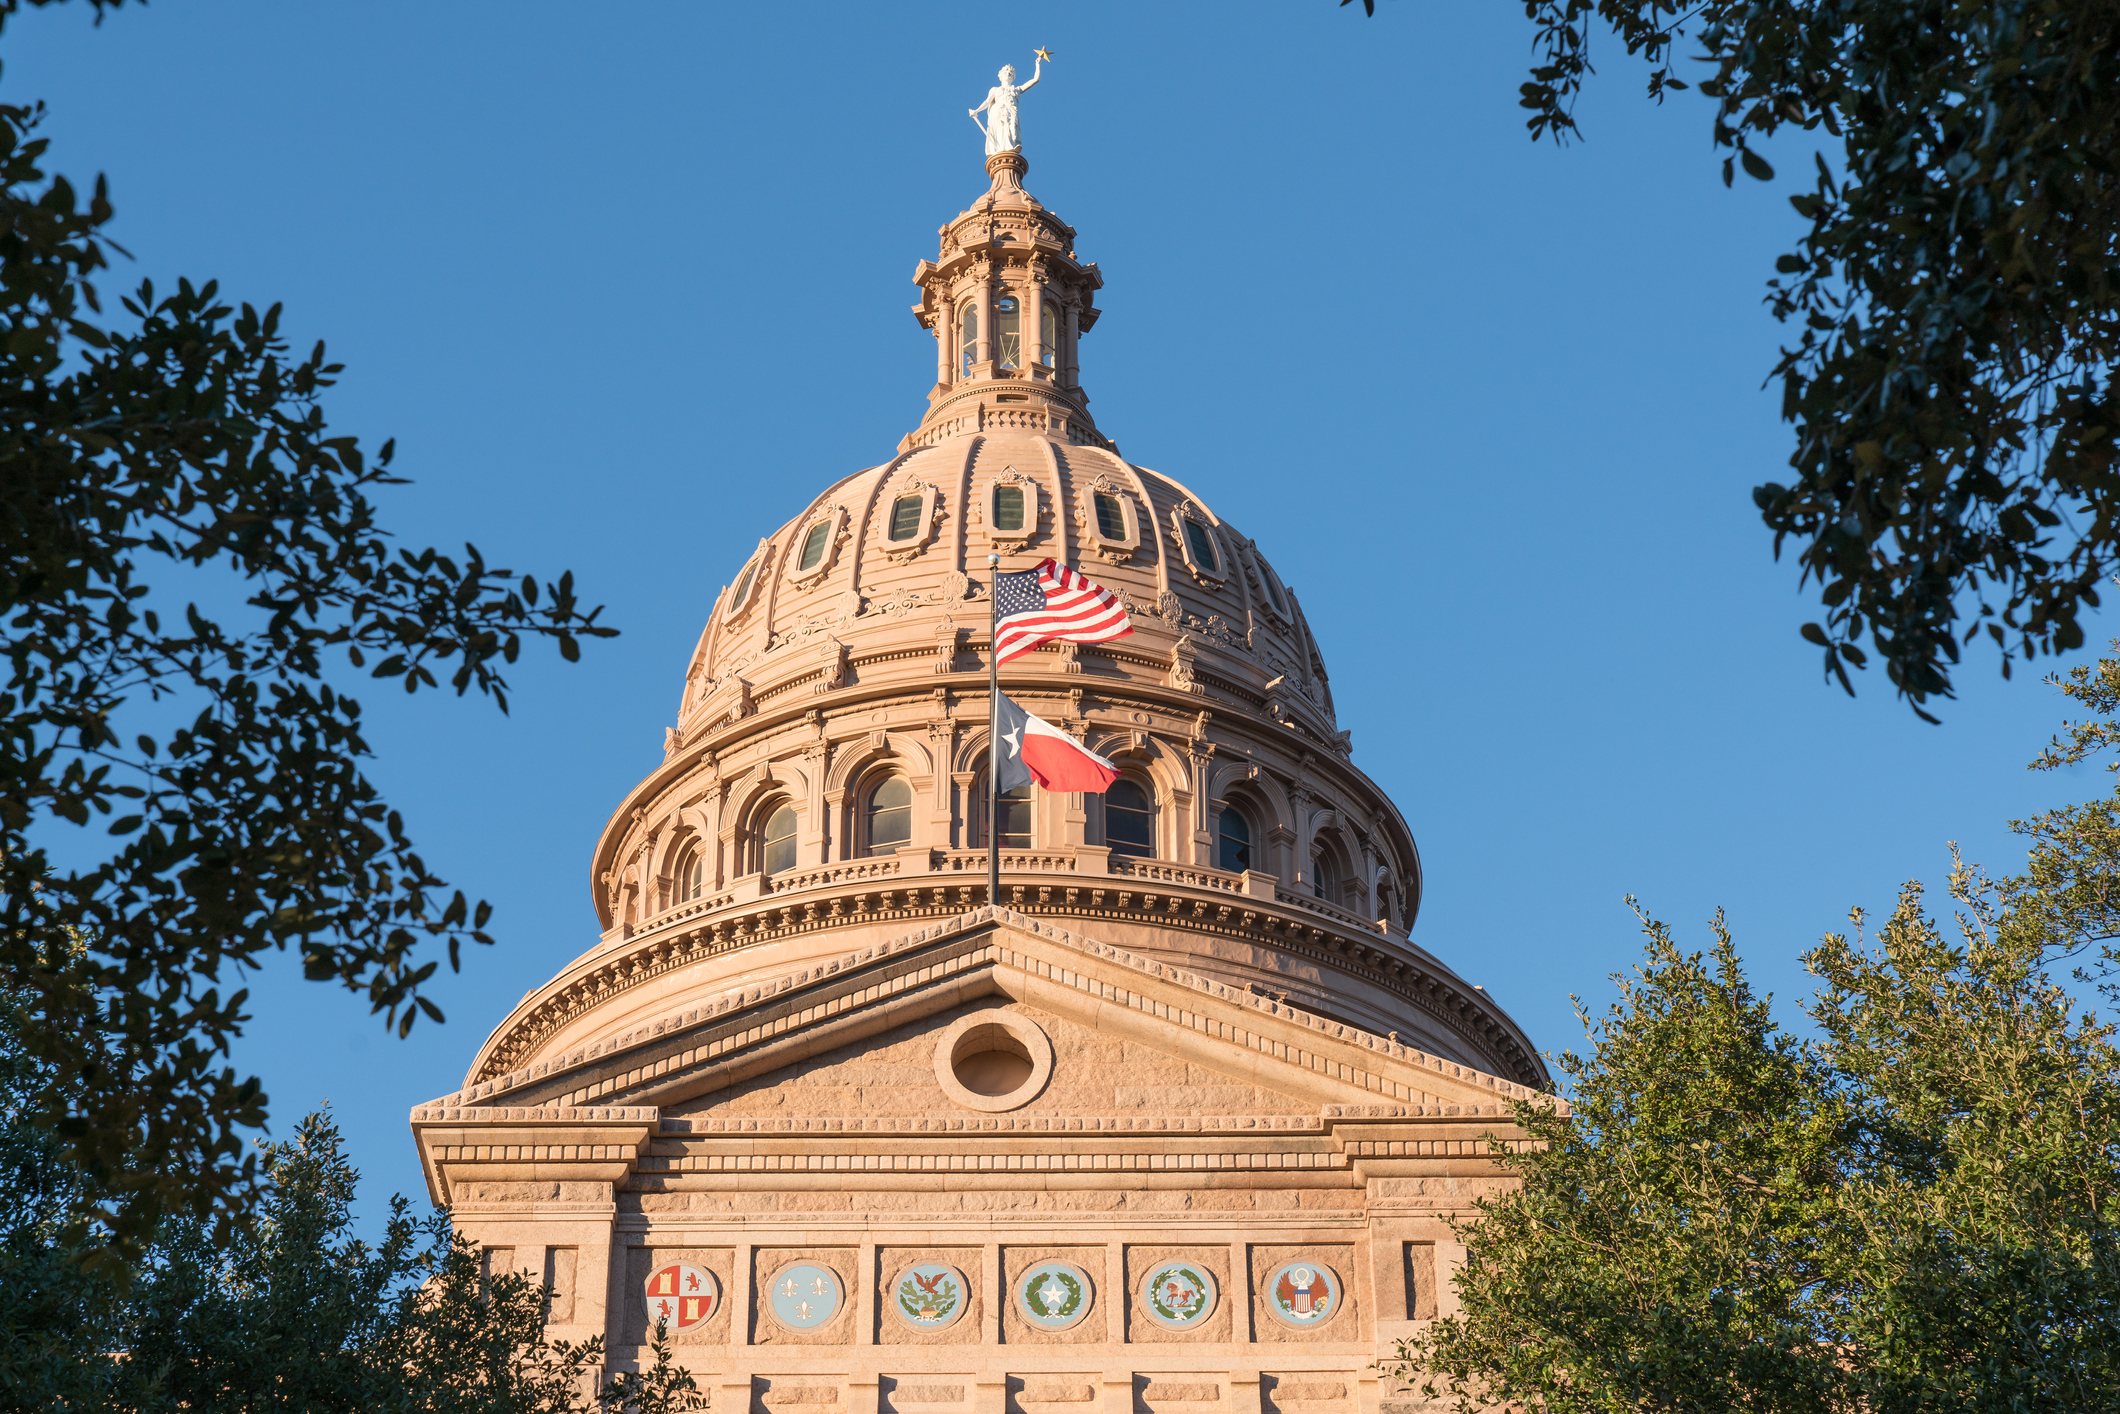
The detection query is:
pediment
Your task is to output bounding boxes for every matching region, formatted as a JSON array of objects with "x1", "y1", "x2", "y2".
[
  {"x1": 421, "y1": 907, "x2": 1545, "y2": 1124},
  {"x1": 665, "y1": 995, "x2": 1317, "y2": 1125}
]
